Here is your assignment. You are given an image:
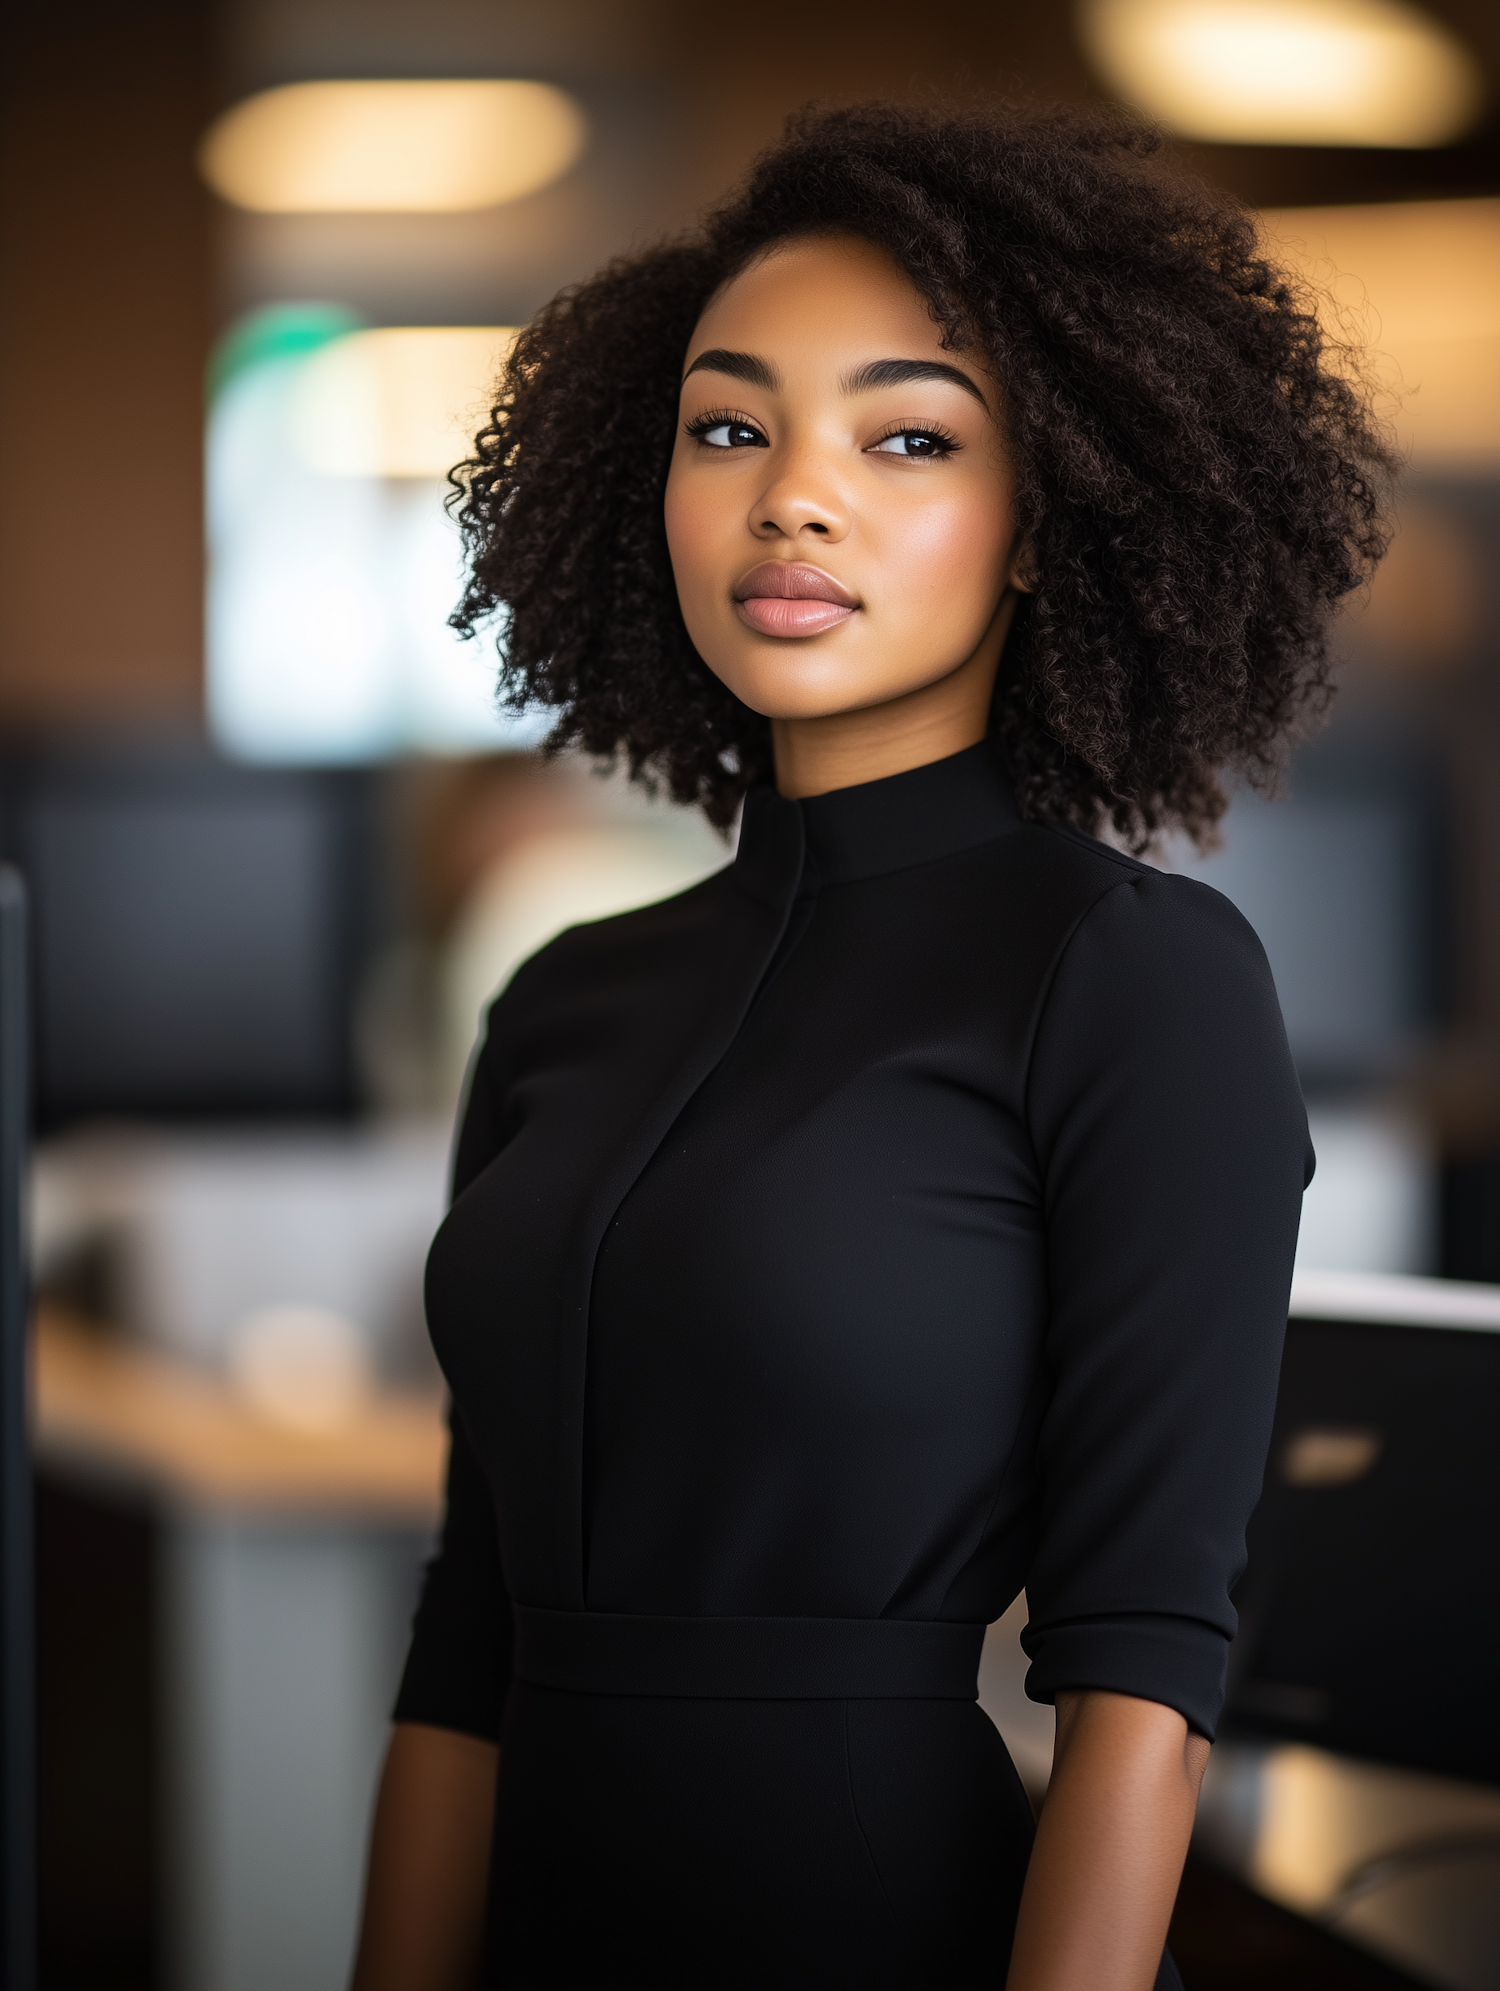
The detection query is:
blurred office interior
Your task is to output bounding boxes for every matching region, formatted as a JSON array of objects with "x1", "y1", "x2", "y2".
[{"x1": 4, "y1": 1, "x2": 1500, "y2": 1986}]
